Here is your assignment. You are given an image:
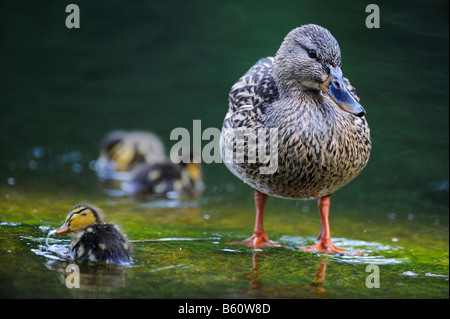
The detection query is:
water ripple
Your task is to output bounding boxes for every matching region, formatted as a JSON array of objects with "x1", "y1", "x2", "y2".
[
  {"x1": 31, "y1": 244, "x2": 71, "y2": 261},
  {"x1": 279, "y1": 235, "x2": 407, "y2": 265}
]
